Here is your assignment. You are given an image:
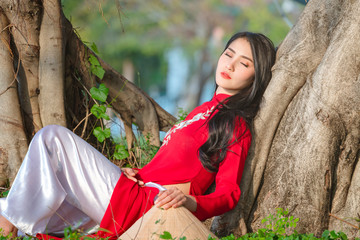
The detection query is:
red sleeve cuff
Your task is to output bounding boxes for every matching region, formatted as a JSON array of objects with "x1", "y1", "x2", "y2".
[
  {"x1": 192, "y1": 195, "x2": 211, "y2": 221},
  {"x1": 191, "y1": 186, "x2": 241, "y2": 221}
]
